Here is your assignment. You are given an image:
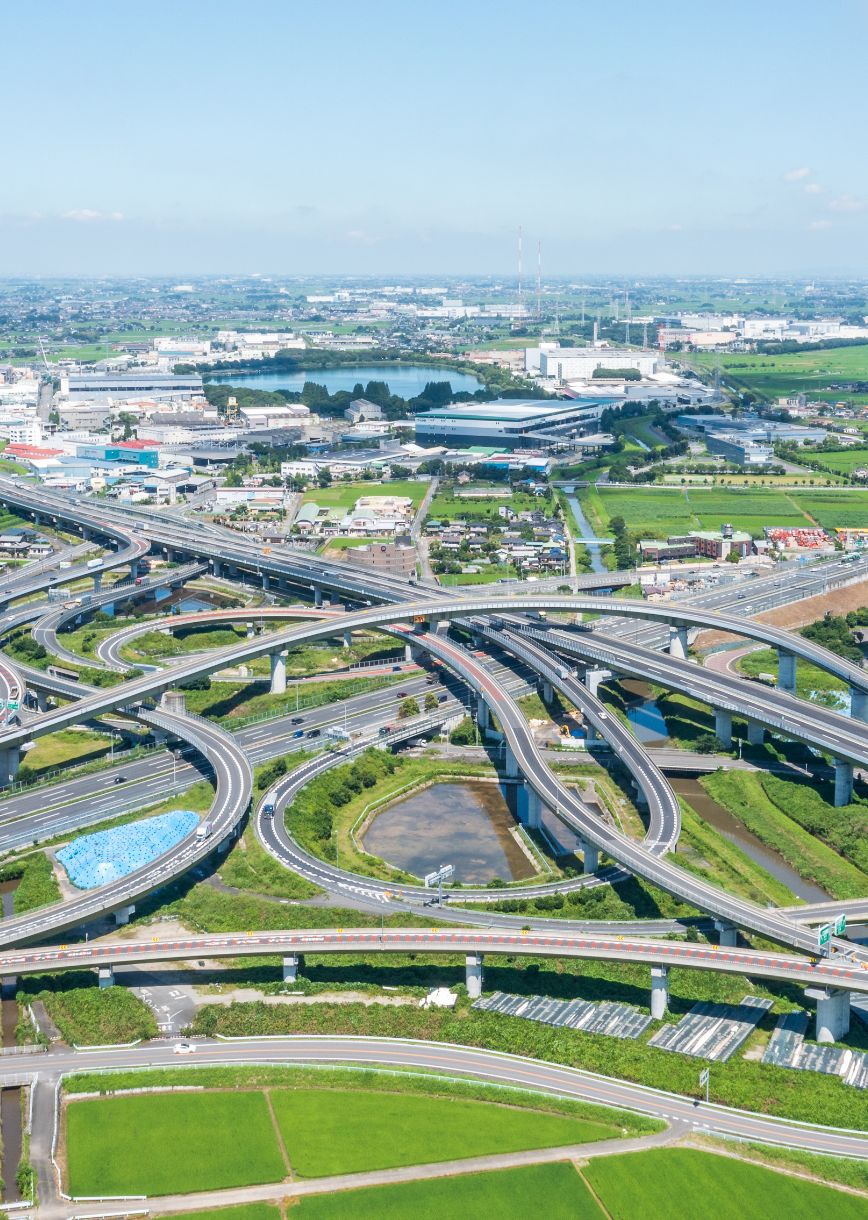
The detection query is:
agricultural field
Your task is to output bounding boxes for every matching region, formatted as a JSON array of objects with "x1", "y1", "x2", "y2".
[
  {"x1": 583, "y1": 1148, "x2": 867, "y2": 1220},
  {"x1": 682, "y1": 344, "x2": 868, "y2": 401},
  {"x1": 299, "y1": 479, "x2": 428, "y2": 510},
  {"x1": 808, "y1": 447, "x2": 868, "y2": 475},
  {"x1": 64, "y1": 1086, "x2": 625, "y2": 1196},
  {"x1": 579, "y1": 483, "x2": 868, "y2": 538}
]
